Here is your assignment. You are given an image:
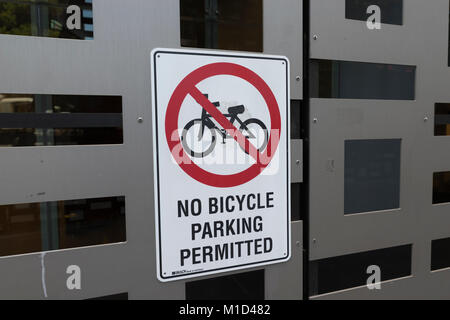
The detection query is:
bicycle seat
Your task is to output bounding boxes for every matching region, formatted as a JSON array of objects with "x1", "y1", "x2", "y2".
[{"x1": 228, "y1": 105, "x2": 245, "y2": 115}]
